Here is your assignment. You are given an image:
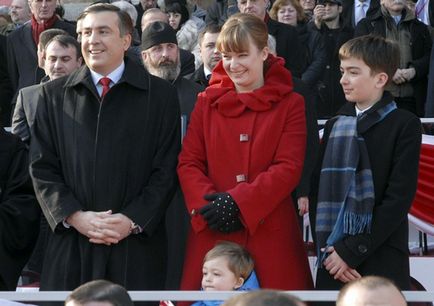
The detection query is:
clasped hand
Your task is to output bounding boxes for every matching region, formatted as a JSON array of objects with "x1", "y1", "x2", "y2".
[
  {"x1": 66, "y1": 210, "x2": 132, "y2": 245},
  {"x1": 199, "y1": 193, "x2": 243, "y2": 234},
  {"x1": 323, "y1": 246, "x2": 362, "y2": 283}
]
